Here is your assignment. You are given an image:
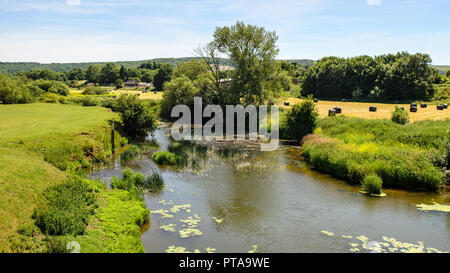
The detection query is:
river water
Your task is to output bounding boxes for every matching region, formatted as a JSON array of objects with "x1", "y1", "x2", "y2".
[{"x1": 89, "y1": 126, "x2": 450, "y2": 253}]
